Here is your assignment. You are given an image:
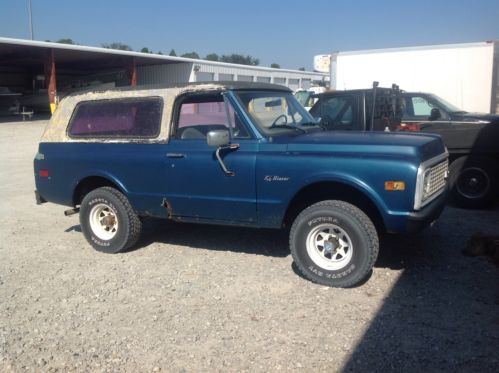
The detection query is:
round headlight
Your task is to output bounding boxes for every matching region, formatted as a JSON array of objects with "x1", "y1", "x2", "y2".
[{"x1": 423, "y1": 169, "x2": 432, "y2": 196}]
